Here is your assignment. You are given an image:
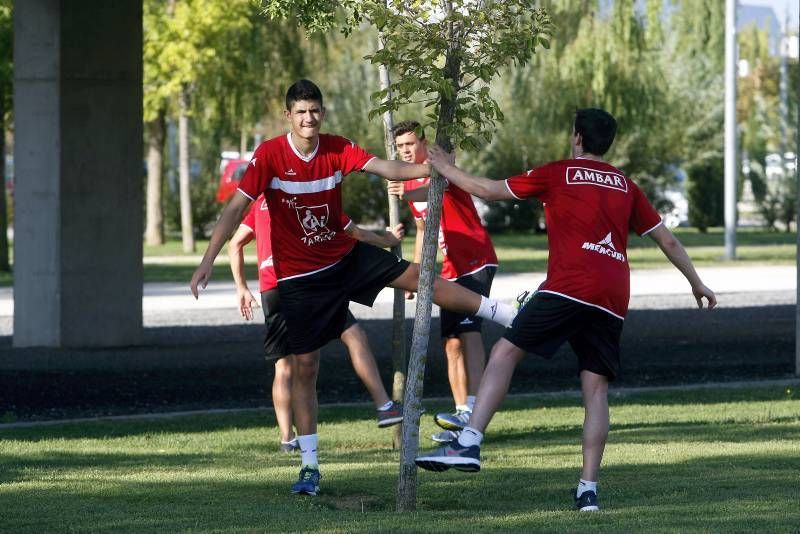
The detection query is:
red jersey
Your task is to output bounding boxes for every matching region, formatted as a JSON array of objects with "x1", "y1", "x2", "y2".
[
  {"x1": 506, "y1": 158, "x2": 662, "y2": 319},
  {"x1": 238, "y1": 133, "x2": 376, "y2": 280},
  {"x1": 404, "y1": 178, "x2": 498, "y2": 280},
  {"x1": 404, "y1": 178, "x2": 430, "y2": 220},
  {"x1": 240, "y1": 195, "x2": 277, "y2": 293}
]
